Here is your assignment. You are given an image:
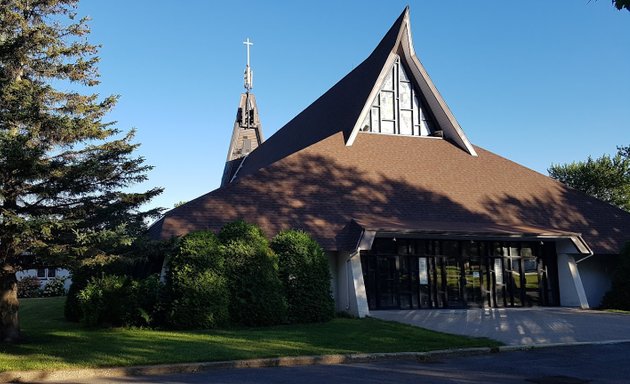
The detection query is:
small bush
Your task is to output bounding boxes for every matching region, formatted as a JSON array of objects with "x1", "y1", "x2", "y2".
[
  {"x1": 41, "y1": 276, "x2": 67, "y2": 297},
  {"x1": 125, "y1": 275, "x2": 163, "y2": 327},
  {"x1": 78, "y1": 275, "x2": 130, "y2": 327},
  {"x1": 220, "y1": 221, "x2": 287, "y2": 326},
  {"x1": 164, "y1": 230, "x2": 229, "y2": 329},
  {"x1": 602, "y1": 242, "x2": 630, "y2": 310},
  {"x1": 77, "y1": 274, "x2": 162, "y2": 328},
  {"x1": 64, "y1": 255, "x2": 133, "y2": 322},
  {"x1": 17, "y1": 276, "x2": 42, "y2": 298},
  {"x1": 271, "y1": 230, "x2": 335, "y2": 323}
]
